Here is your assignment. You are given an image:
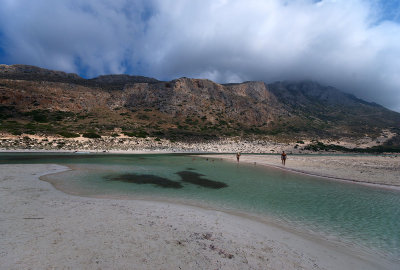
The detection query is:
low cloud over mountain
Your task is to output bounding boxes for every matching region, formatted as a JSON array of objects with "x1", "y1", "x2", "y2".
[{"x1": 1, "y1": 0, "x2": 399, "y2": 111}]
